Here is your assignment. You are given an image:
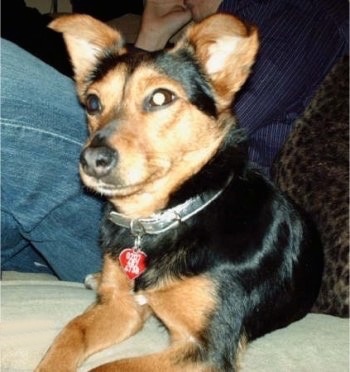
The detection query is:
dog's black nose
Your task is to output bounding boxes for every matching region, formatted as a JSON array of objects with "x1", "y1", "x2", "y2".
[{"x1": 80, "y1": 146, "x2": 117, "y2": 178}]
